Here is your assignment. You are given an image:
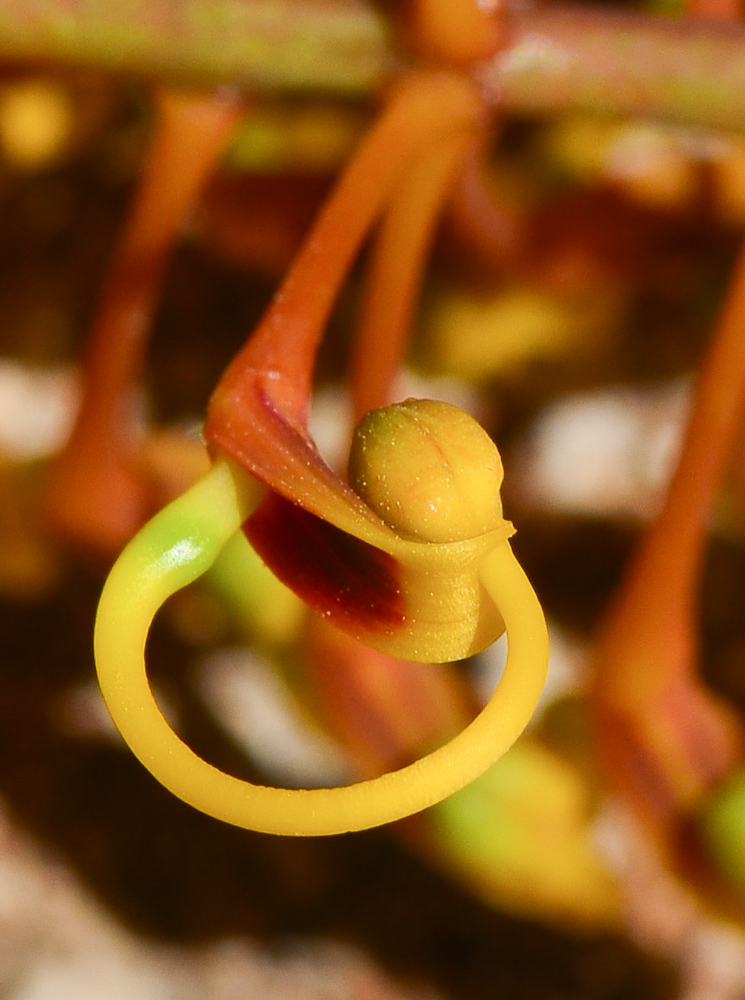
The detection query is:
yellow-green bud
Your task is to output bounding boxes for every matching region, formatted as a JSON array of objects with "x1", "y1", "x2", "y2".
[{"x1": 348, "y1": 398, "x2": 505, "y2": 543}]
